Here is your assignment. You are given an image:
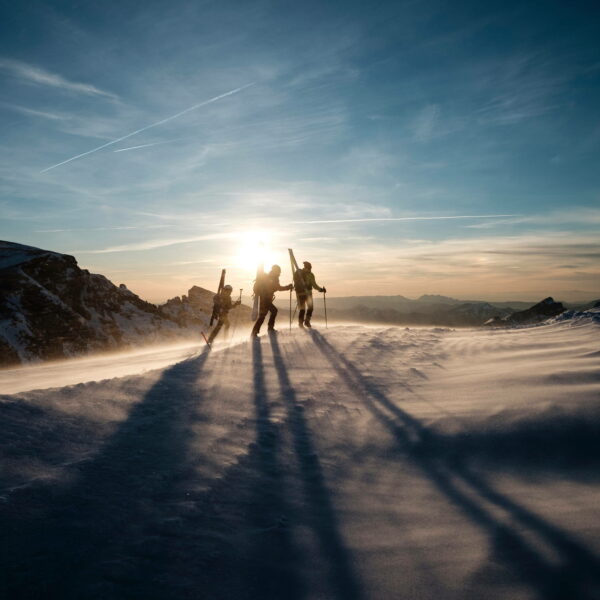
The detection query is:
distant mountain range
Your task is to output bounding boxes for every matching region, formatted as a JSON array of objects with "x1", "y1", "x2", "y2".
[
  {"x1": 1, "y1": 241, "x2": 597, "y2": 366},
  {"x1": 316, "y1": 294, "x2": 597, "y2": 327}
]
